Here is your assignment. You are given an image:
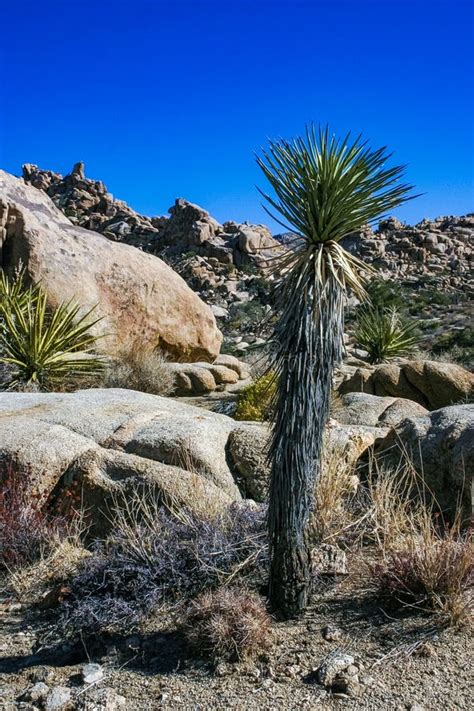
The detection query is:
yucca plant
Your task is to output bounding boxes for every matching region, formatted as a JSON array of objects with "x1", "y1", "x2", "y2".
[
  {"x1": 356, "y1": 305, "x2": 420, "y2": 363},
  {"x1": 0, "y1": 273, "x2": 104, "y2": 390},
  {"x1": 257, "y1": 125, "x2": 416, "y2": 618},
  {"x1": 0, "y1": 267, "x2": 39, "y2": 315}
]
